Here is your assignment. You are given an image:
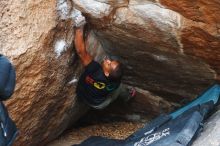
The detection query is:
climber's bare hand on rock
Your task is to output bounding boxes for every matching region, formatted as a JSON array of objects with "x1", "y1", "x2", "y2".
[{"x1": 71, "y1": 9, "x2": 86, "y2": 28}]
